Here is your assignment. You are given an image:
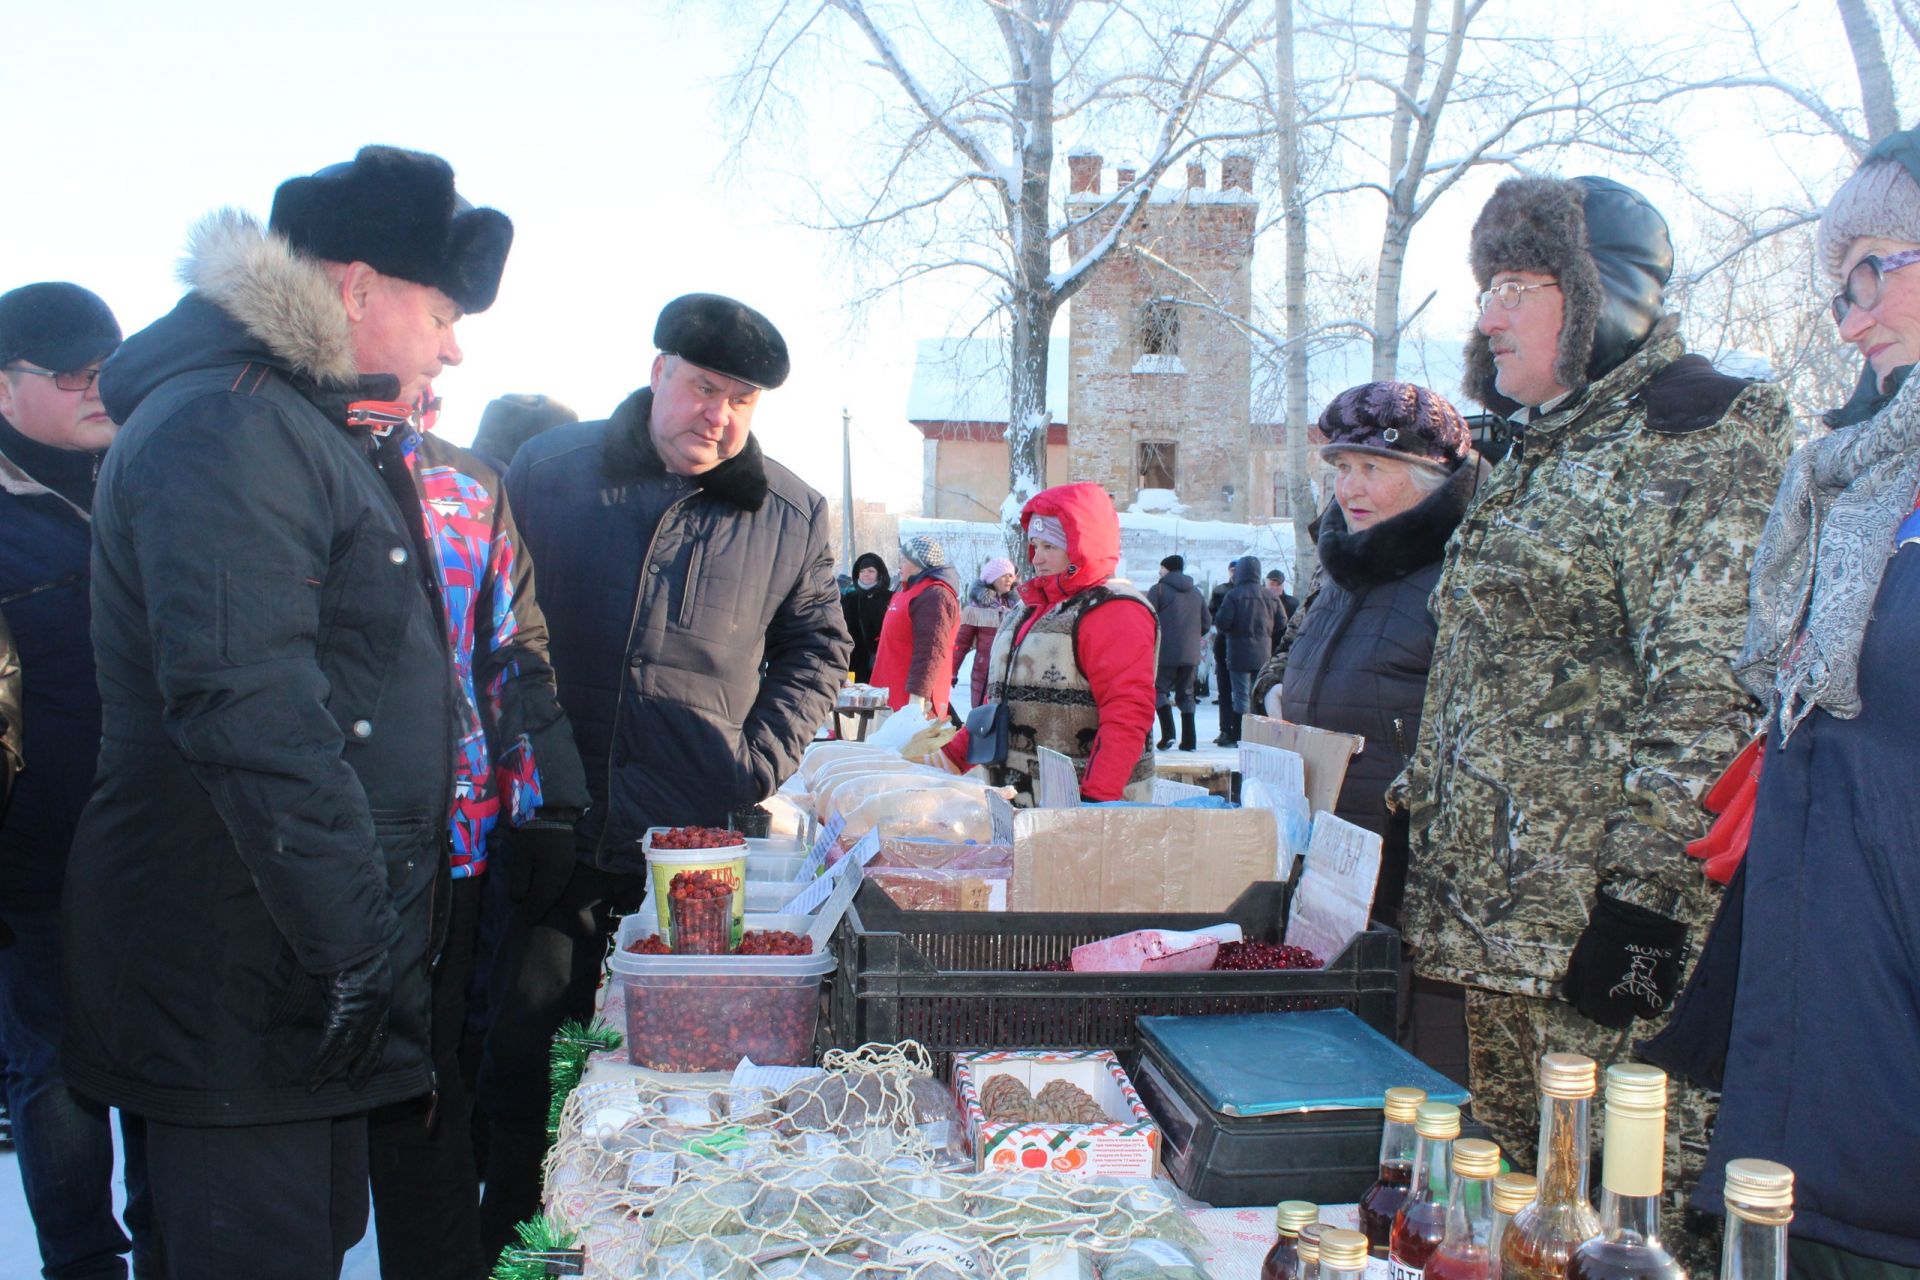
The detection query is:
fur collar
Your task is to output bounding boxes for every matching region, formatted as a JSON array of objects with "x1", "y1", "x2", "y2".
[
  {"x1": 178, "y1": 208, "x2": 358, "y2": 386},
  {"x1": 1316, "y1": 460, "x2": 1480, "y2": 591},
  {"x1": 601, "y1": 387, "x2": 769, "y2": 512}
]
